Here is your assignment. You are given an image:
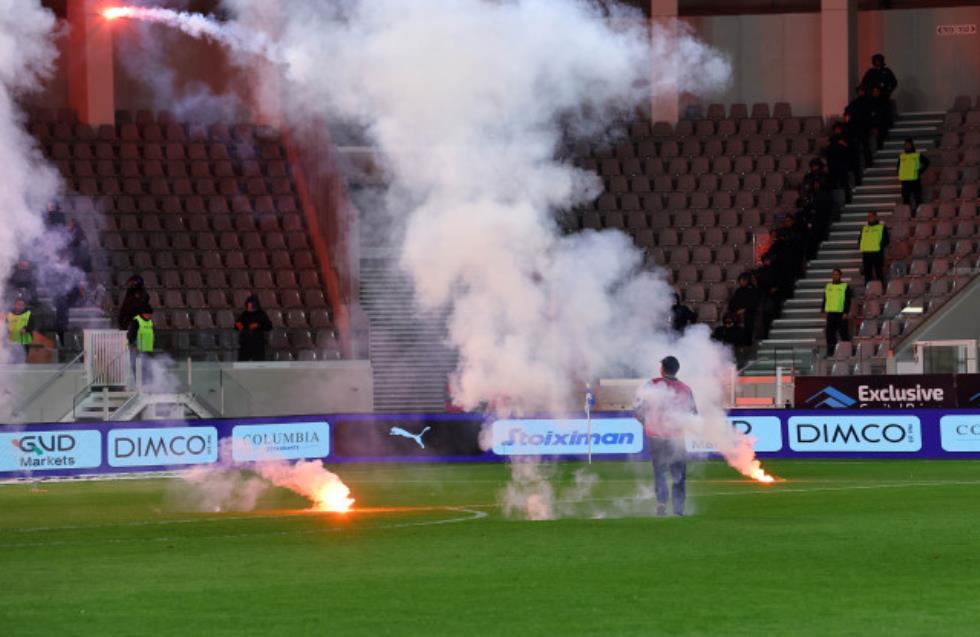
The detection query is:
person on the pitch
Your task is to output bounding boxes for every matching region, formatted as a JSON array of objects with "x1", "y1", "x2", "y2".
[
  {"x1": 822, "y1": 268, "x2": 853, "y2": 357},
  {"x1": 633, "y1": 356, "x2": 697, "y2": 517}
]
